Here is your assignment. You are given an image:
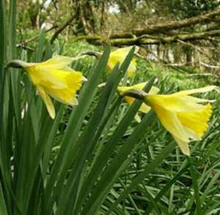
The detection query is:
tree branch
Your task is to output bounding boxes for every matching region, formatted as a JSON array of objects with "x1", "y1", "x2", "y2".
[
  {"x1": 50, "y1": 14, "x2": 76, "y2": 44},
  {"x1": 133, "y1": 8, "x2": 220, "y2": 35},
  {"x1": 16, "y1": 25, "x2": 57, "y2": 48},
  {"x1": 79, "y1": 29, "x2": 220, "y2": 46}
]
